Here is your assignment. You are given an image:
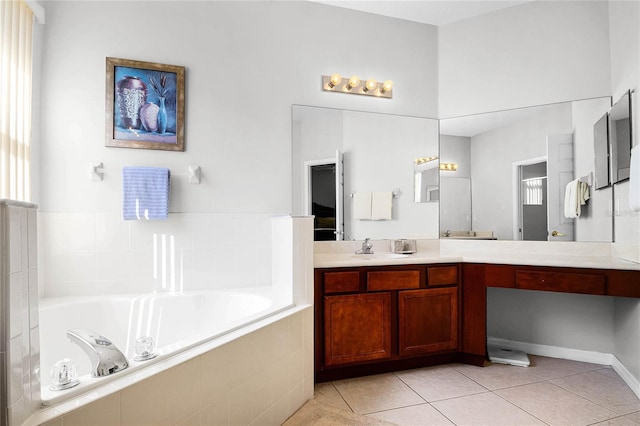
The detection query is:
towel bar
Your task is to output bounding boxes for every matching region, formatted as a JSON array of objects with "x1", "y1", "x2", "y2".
[{"x1": 350, "y1": 188, "x2": 401, "y2": 199}]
